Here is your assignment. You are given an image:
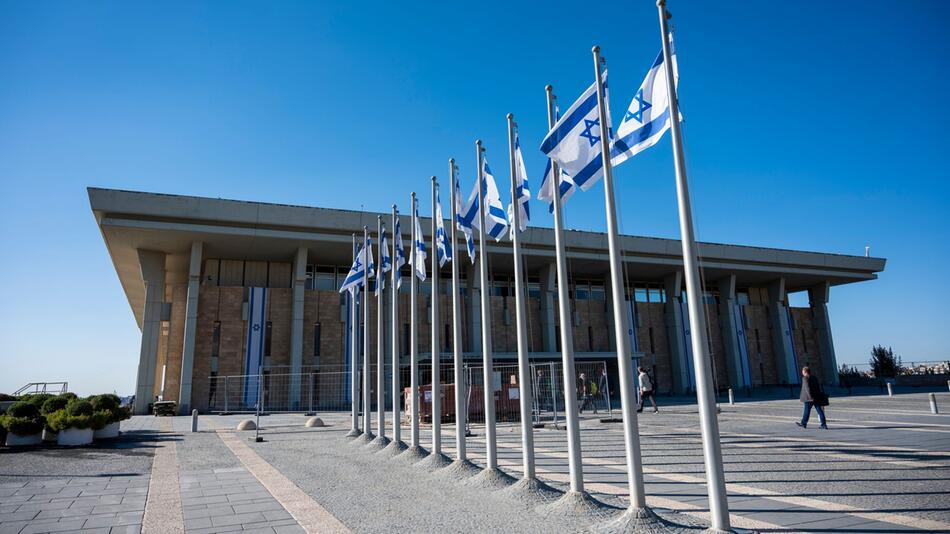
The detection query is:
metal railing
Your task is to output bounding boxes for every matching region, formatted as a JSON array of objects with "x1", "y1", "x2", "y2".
[
  {"x1": 14, "y1": 382, "x2": 69, "y2": 396},
  {"x1": 202, "y1": 360, "x2": 612, "y2": 423}
]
